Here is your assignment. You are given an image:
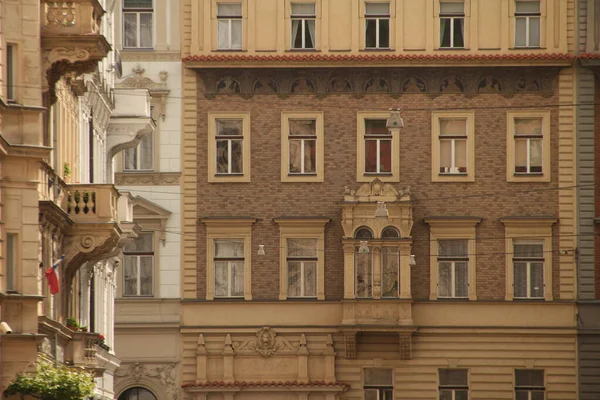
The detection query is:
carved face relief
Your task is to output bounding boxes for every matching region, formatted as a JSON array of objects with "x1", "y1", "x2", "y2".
[{"x1": 257, "y1": 327, "x2": 275, "y2": 349}]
